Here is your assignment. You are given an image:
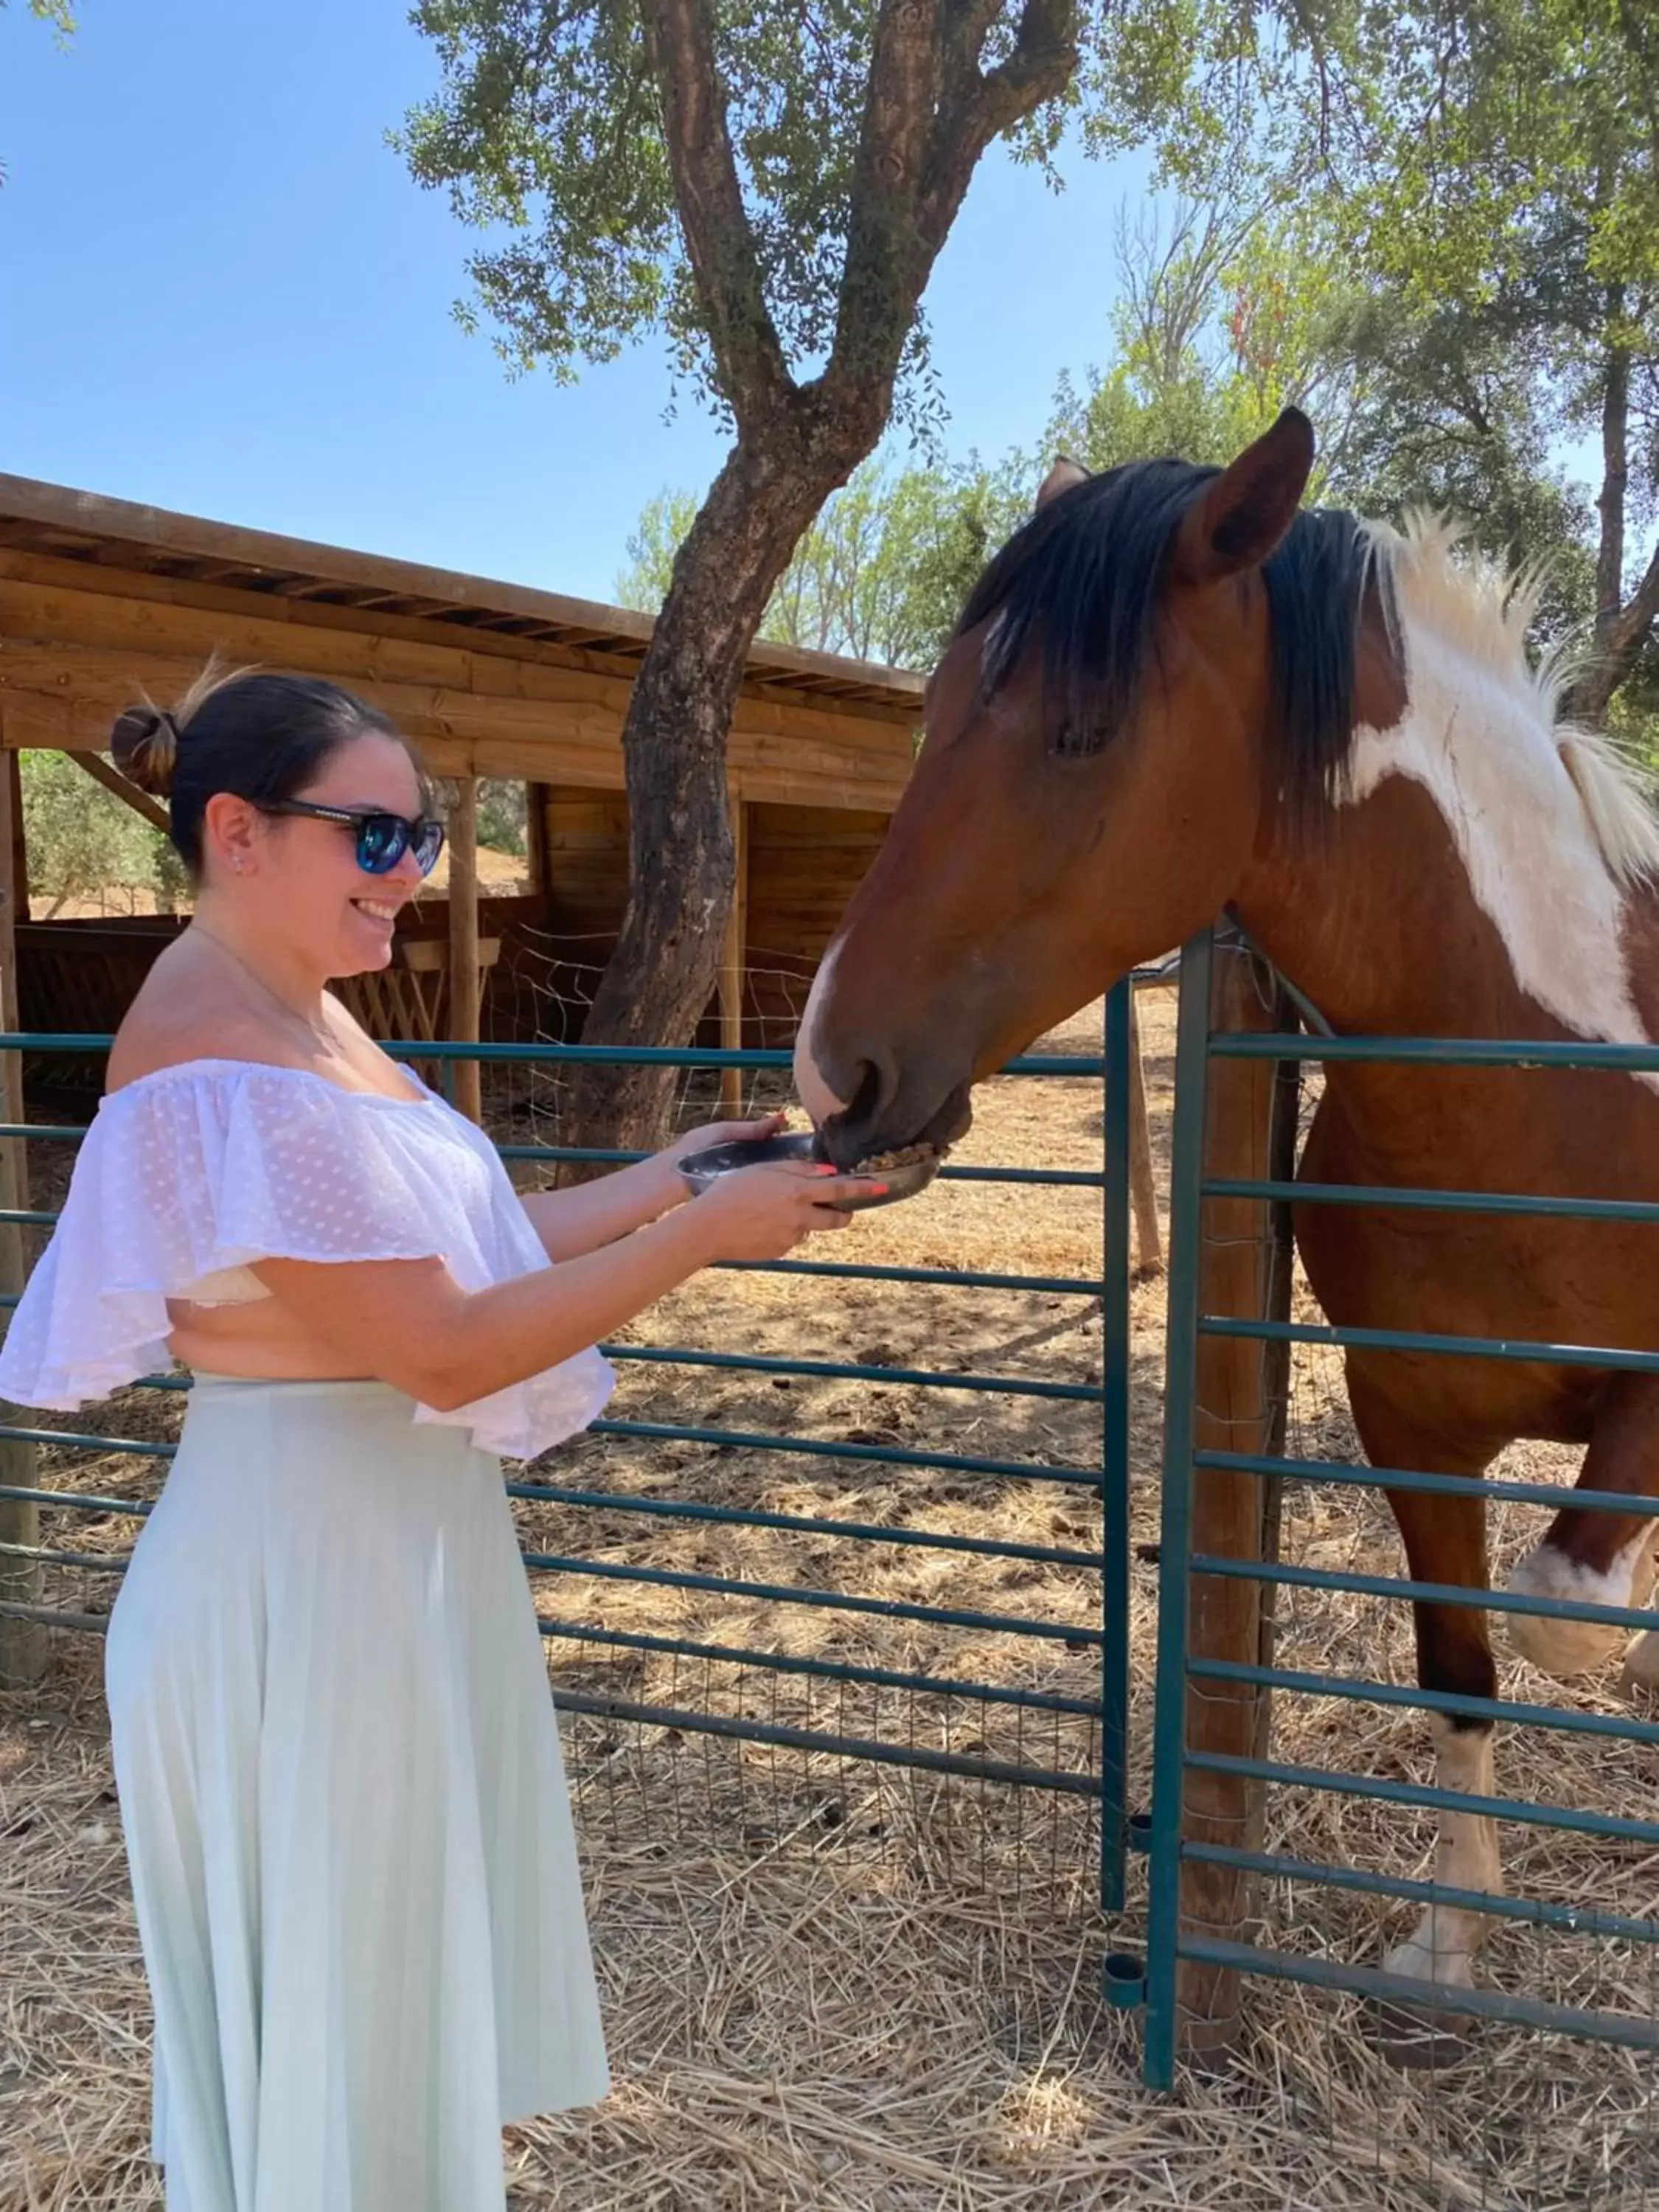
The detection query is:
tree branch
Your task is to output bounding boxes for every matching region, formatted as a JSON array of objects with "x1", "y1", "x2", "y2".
[
  {"x1": 818, "y1": 0, "x2": 1075, "y2": 439},
  {"x1": 955, "y1": 0, "x2": 1077, "y2": 159},
  {"x1": 1563, "y1": 536, "x2": 1659, "y2": 726},
  {"x1": 1596, "y1": 324, "x2": 1631, "y2": 650},
  {"x1": 821, "y1": 0, "x2": 947, "y2": 422},
  {"x1": 1609, "y1": 538, "x2": 1659, "y2": 665},
  {"x1": 636, "y1": 0, "x2": 792, "y2": 422},
  {"x1": 940, "y1": 0, "x2": 1010, "y2": 90},
  {"x1": 1616, "y1": 0, "x2": 1659, "y2": 170}
]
